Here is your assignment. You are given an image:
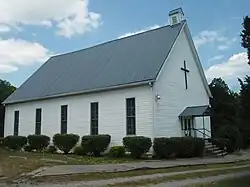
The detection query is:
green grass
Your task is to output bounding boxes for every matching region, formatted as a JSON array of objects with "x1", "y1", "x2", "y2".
[
  {"x1": 188, "y1": 175, "x2": 250, "y2": 187},
  {"x1": 29, "y1": 161, "x2": 250, "y2": 184},
  {"x1": 0, "y1": 150, "x2": 138, "y2": 182},
  {"x1": 107, "y1": 166, "x2": 250, "y2": 187}
]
